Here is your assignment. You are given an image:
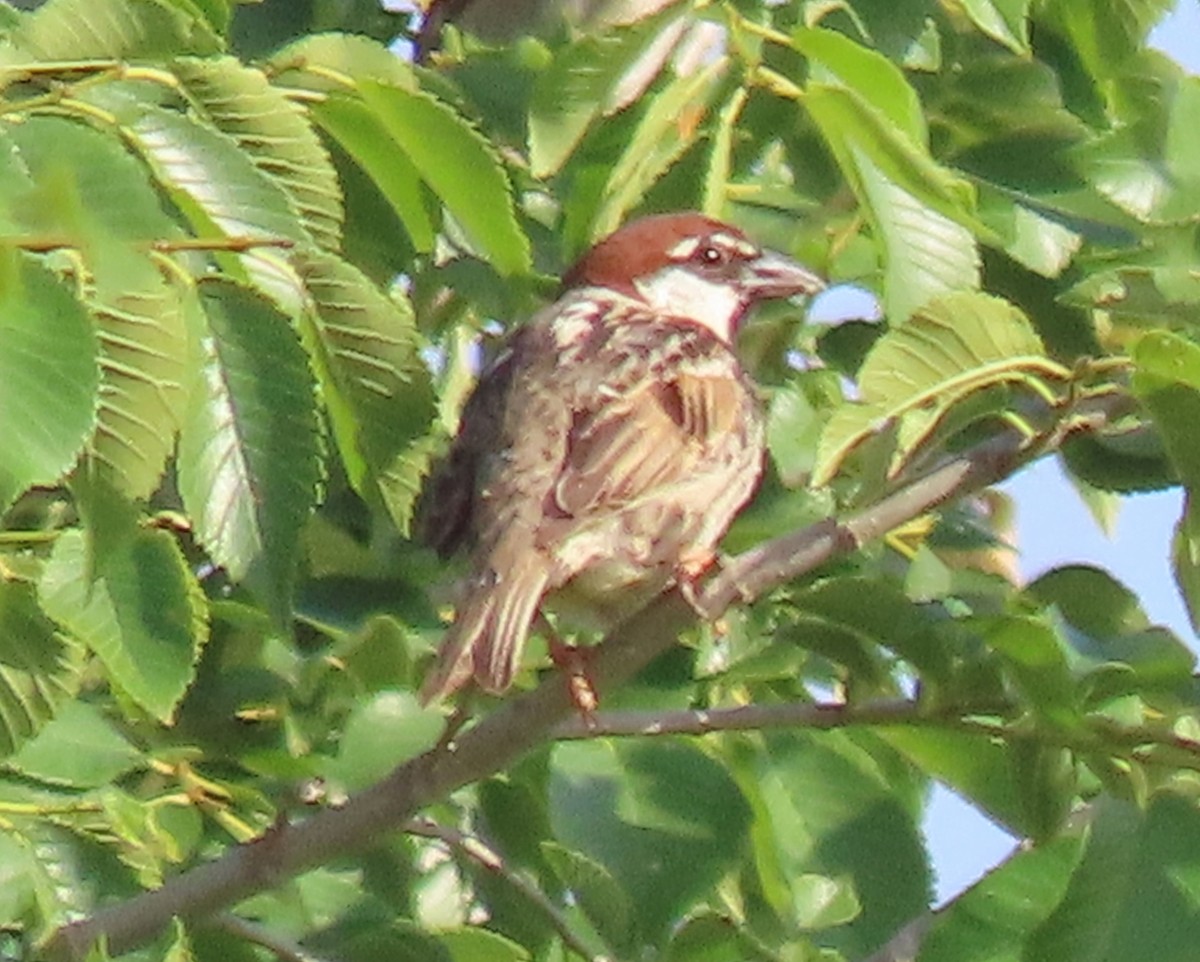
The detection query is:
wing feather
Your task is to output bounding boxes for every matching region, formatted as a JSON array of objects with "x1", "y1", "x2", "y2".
[{"x1": 554, "y1": 373, "x2": 740, "y2": 518}]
